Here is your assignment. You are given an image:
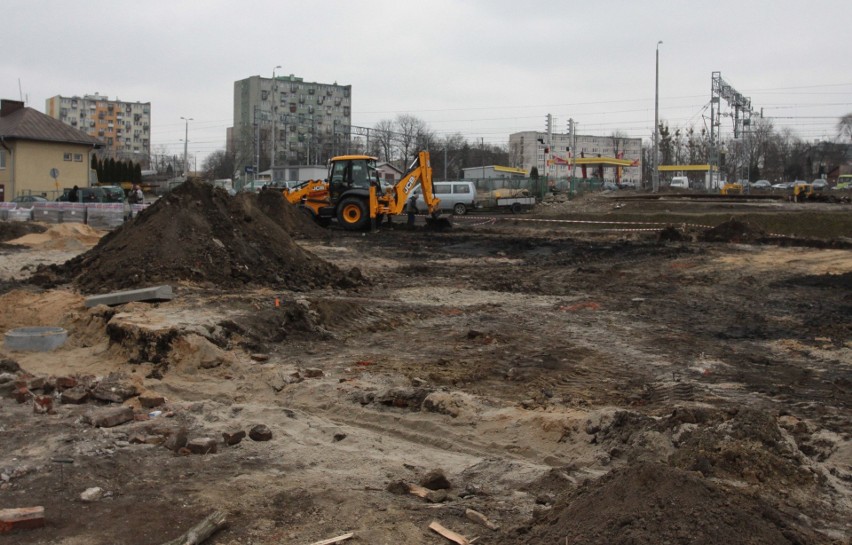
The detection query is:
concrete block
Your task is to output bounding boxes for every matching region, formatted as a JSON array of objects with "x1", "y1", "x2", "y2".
[
  {"x1": 84, "y1": 285, "x2": 173, "y2": 308},
  {"x1": 87, "y1": 406, "x2": 134, "y2": 428},
  {"x1": 0, "y1": 506, "x2": 45, "y2": 532},
  {"x1": 7, "y1": 208, "x2": 32, "y2": 222},
  {"x1": 60, "y1": 204, "x2": 87, "y2": 224},
  {"x1": 31, "y1": 206, "x2": 62, "y2": 224},
  {"x1": 85, "y1": 206, "x2": 125, "y2": 229}
]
